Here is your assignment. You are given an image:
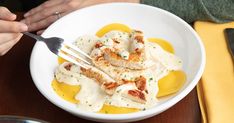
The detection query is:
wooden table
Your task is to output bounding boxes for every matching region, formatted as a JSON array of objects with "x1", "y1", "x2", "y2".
[{"x1": 0, "y1": 13, "x2": 201, "y2": 123}]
